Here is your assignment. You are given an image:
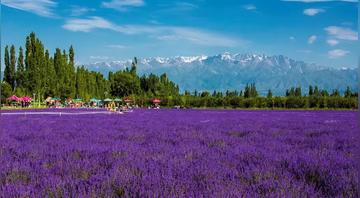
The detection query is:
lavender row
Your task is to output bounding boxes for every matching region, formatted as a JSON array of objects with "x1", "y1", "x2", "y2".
[{"x1": 0, "y1": 109, "x2": 357, "y2": 197}]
